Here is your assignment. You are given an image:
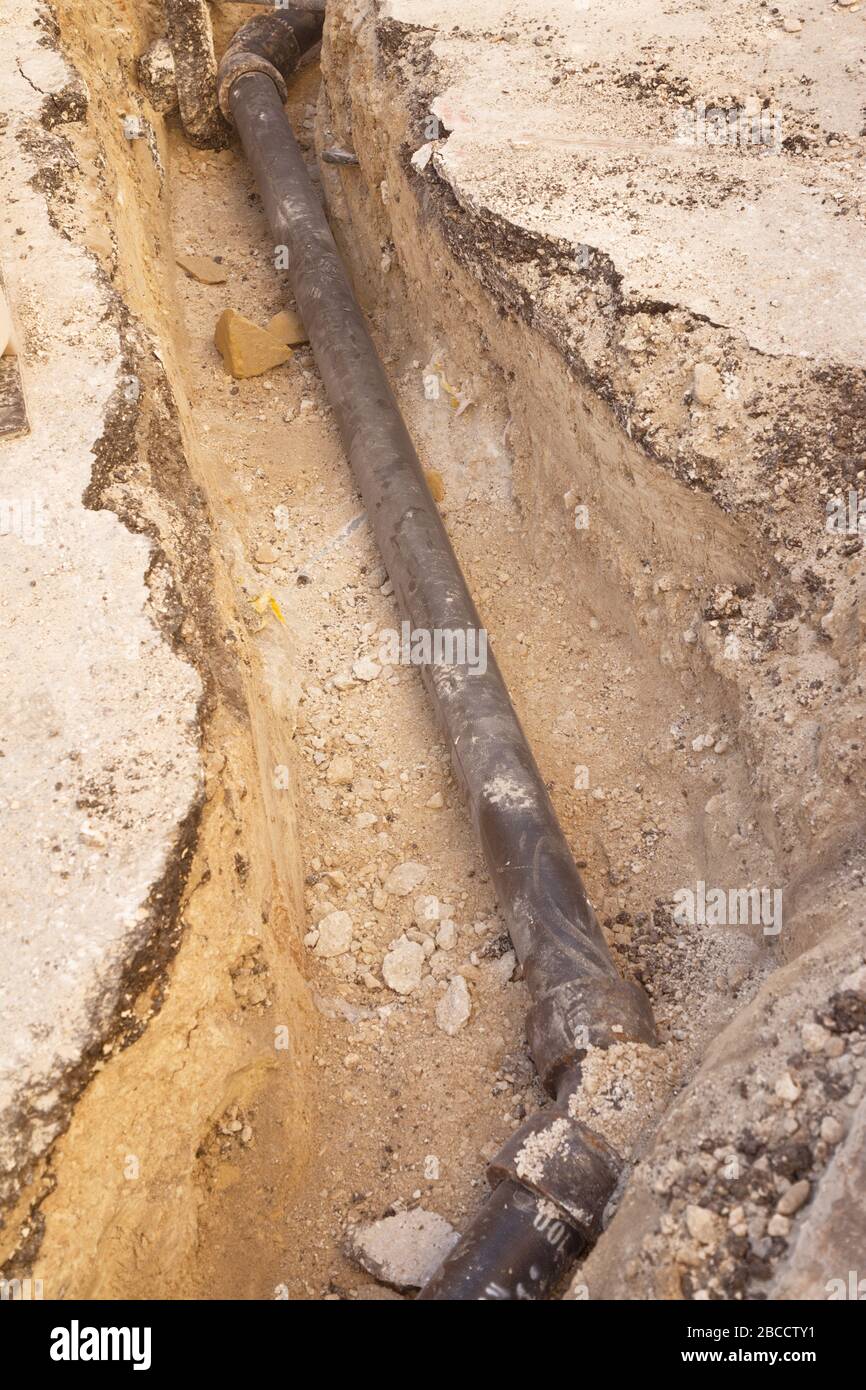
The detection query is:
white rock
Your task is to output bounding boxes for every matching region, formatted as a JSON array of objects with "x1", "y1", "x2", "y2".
[
  {"x1": 414, "y1": 894, "x2": 440, "y2": 924},
  {"x1": 435, "y1": 975, "x2": 472, "y2": 1035},
  {"x1": 346, "y1": 1209, "x2": 458, "y2": 1290},
  {"x1": 382, "y1": 938, "x2": 425, "y2": 994},
  {"x1": 685, "y1": 1204, "x2": 720, "y2": 1245},
  {"x1": 775, "y1": 1071, "x2": 801, "y2": 1103},
  {"x1": 326, "y1": 754, "x2": 354, "y2": 785},
  {"x1": 425, "y1": 791, "x2": 444, "y2": 809},
  {"x1": 353, "y1": 655, "x2": 381, "y2": 682},
  {"x1": 314, "y1": 910, "x2": 353, "y2": 958},
  {"x1": 383, "y1": 860, "x2": 428, "y2": 897},
  {"x1": 435, "y1": 919, "x2": 457, "y2": 951},
  {"x1": 486, "y1": 949, "x2": 517, "y2": 987}
]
